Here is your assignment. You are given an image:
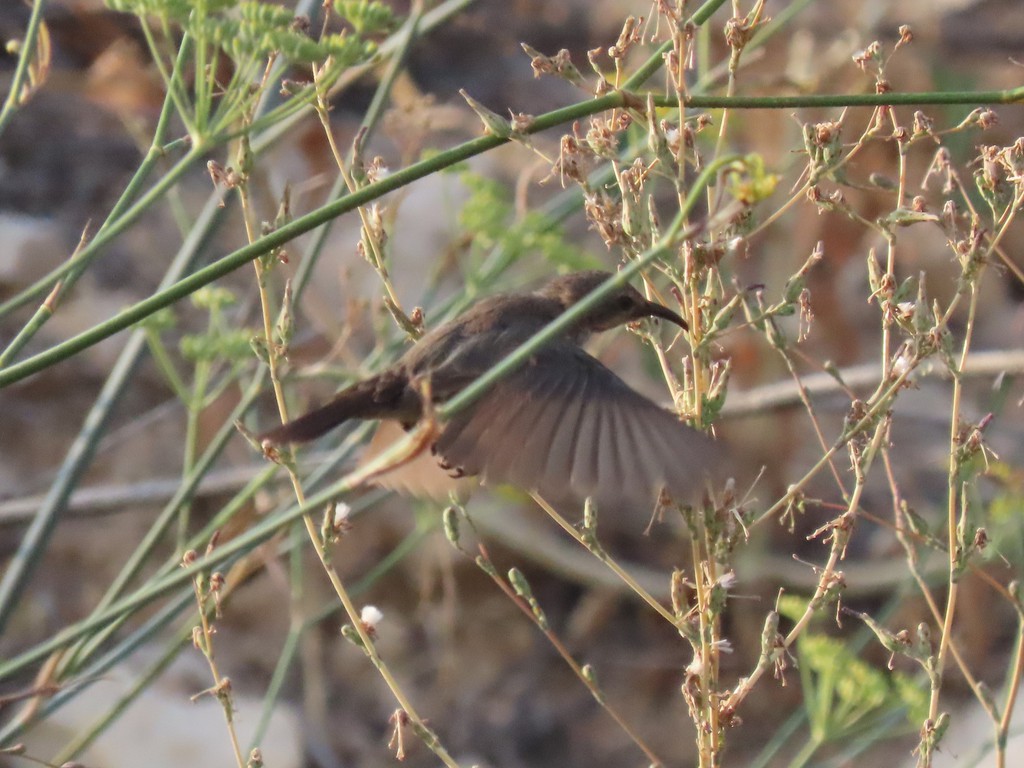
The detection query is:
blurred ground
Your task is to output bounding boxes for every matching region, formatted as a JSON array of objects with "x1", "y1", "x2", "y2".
[{"x1": 1, "y1": 1, "x2": 1023, "y2": 766}]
